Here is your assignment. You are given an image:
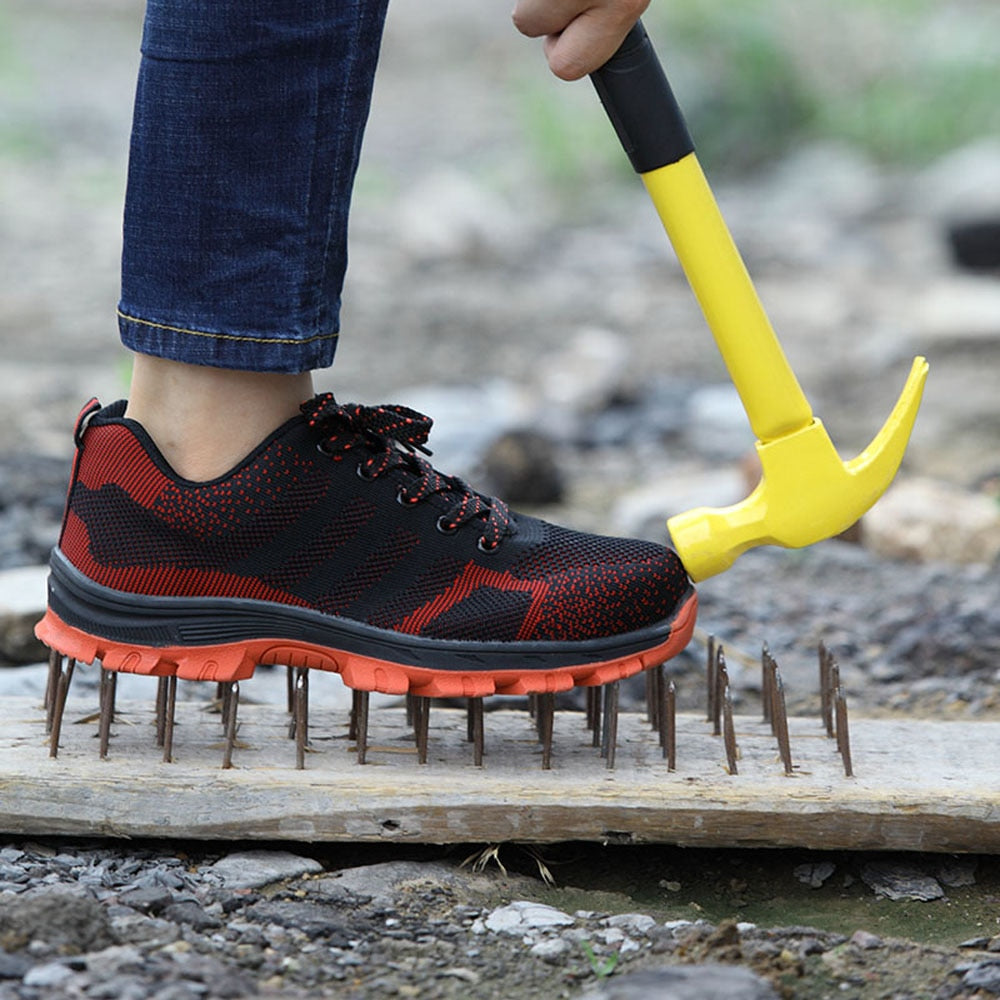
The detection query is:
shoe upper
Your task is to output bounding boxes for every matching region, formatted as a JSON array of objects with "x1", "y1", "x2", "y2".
[{"x1": 57, "y1": 396, "x2": 692, "y2": 644}]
